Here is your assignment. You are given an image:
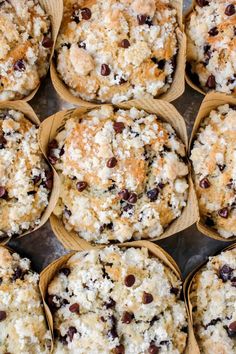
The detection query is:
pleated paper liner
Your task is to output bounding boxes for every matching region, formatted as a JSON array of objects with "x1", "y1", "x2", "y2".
[
  {"x1": 39, "y1": 240, "x2": 198, "y2": 353},
  {"x1": 39, "y1": 99, "x2": 198, "y2": 250},
  {"x1": 50, "y1": 0, "x2": 186, "y2": 106},
  {"x1": 189, "y1": 92, "x2": 236, "y2": 242},
  {"x1": 184, "y1": 242, "x2": 236, "y2": 354},
  {"x1": 0, "y1": 101, "x2": 60, "y2": 245},
  {"x1": 22, "y1": 0, "x2": 63, "y2": 102},
  {"x1": 0, "y1": 244, "x2": 53, "y2": 352}
]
